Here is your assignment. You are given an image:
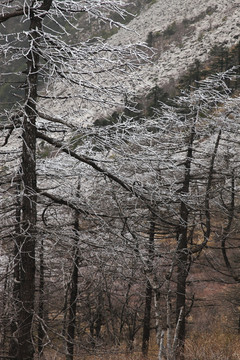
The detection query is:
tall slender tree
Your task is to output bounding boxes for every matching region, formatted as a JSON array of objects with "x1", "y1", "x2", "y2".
[{"x1": 0, "y1": 1, "x2": 149, "y2": 358}]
